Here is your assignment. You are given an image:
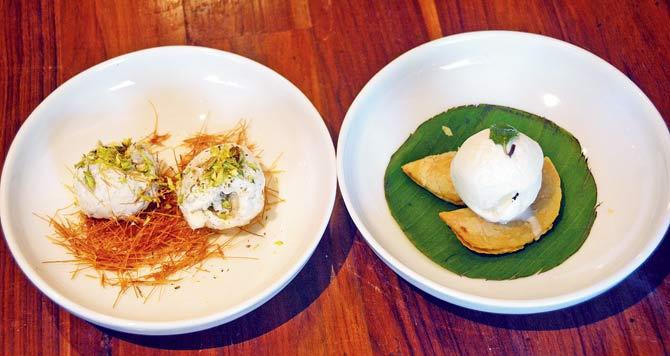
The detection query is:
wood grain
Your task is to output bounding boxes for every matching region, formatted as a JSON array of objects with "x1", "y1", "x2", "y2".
[{"x1": 1, "y1": 0, "x2": 669, "y2": 354}]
